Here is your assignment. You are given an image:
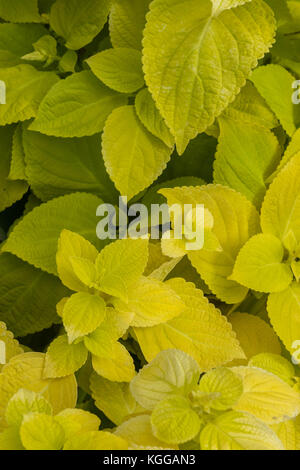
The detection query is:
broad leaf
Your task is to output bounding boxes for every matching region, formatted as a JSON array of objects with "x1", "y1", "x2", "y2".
[
  {"x1": 5, "y1": 389, "x2": 52, "y2": 428},
  {"x1": 20, "y1": 413, "x2": 65, "y2": 450},
  {"x1": 230, "y1": 233, "x2": 293, "y2": 293},
  {"x1": 109, "y1": 0, "x2": 151, "y2": 50},
  {"x1": 92, "y1": 342, "x2": 136, "y2": 383},
  {"x1": 200, "y1": 410, "x2": 284, "y2": 450},
  {"x1": 143, "y1": 0, "x2": 276, "y2": 153},
  {"x1": 249, "y1": 353, "x2": 295, "y2": 385},
  {"x1": 115, "y1": 277, "x2": 185, "y2": 327},
  {"x1": 268, "y1": 282, "x2": 300, "y2": 354},
  {"x1": 198, "y1": 367, "x2": 243, "y2": 411},
  {"x1": 0, "y1": 24, "x2": 47, "y2": 68},
  {"x1": 63, "y1": 293, "x2": 106, "y2": 343},
  {"x1": 232, "y1": 366, "x2": 300, "y2": 423},
  {"x1": 29, "y1": 71, "x2": 127, "y2": 138},
  {"x1": 251, "y1": 64, "x2": 300, "y2": 136},
  {"x1": 44, "y1": 335, "x2": 88, "y2": 378},
  {"x1": 135, "y1": 88, "x2": 174, "y2": 148},
  {"x1": 102, "y1": 105, "x2": 172, "y2": 200},
  {"x1": 95, "y1": 238, "x2": 149, "y2": 301},
  {"x1": 0, "y1": 253, "x2": 69, "y2": 337},
  {"x1": 228, "y1": 313, "x2": 281, "y2": 365},
  {"x1": 0, "y1": 353, "x2": 77, "y2": 430},
  {"x1": 0, "y1": 0, "x2": 41, "y2": 23},
  {"x1": 0, "y1": 65, "x2": 59, "y2": 126},
  {"x1": 151, "y1": 396, "x2": 201, "y2": 444},
  {"x1": 214, "y1": 118, "x2": 281, "y2": 206},
  {"x1": 130, "y1": 349, "x2": 200, "y2": 411},
  {"x1": 56, "y1": 229, "x2": 98, "y2": 292},
  {"x1": 3, "y1": 193, "x2": 105, "y2": 275},
  {"x1": 23, "y1": 128, "x2": 118, "y2": 203},
  {"x1": 261, "y1": 154, "x2": 300, "y2": 251},
  {"x1": 50, "y1": 0, "x2": 110, "y2": 50},
  {"x1": 90, "y1": 373, "x2": 141, "y2": 426},
  {"x1": 134, "y1": 278, "x2": 245, "y2": 372},
  {"x1": 0, "y1": 126, "x2": 28, "y2": 212},
  {"x1": 87, "y1": 48, "x2": 144, "y2": 94}
]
